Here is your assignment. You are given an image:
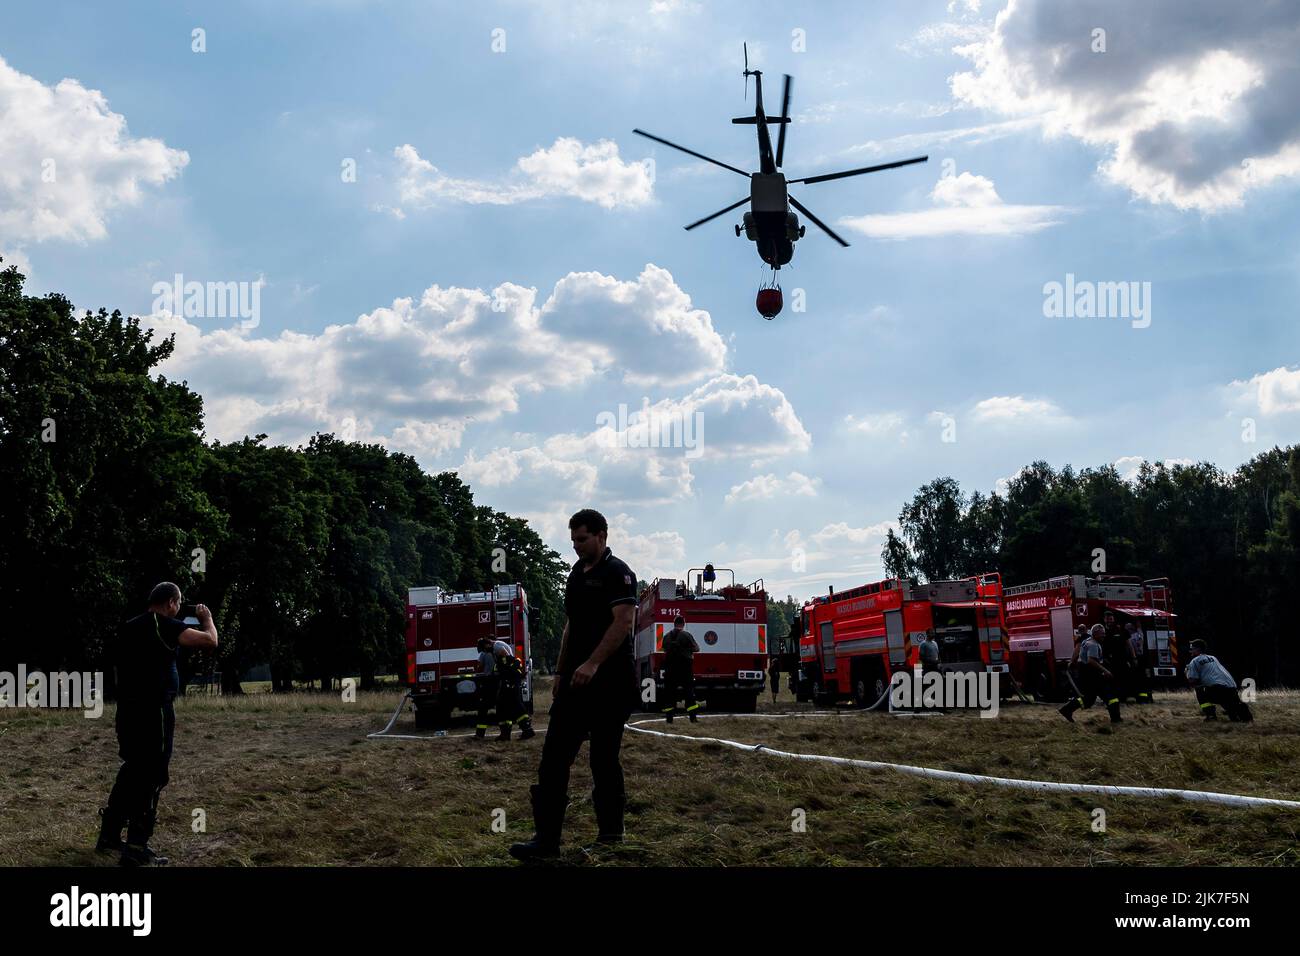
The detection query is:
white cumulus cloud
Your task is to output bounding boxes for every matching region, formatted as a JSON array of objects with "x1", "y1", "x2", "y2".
[
  {"x1": 144, "y1": 265, "x2": 726, "y2": 457},
  {"x1": 840, "y1": 171, "x2": 1069, "y2": 239},
  {"x1": 0, "y1": 54, "x2": 188, "y2": 244},
  {"x1": 950, "y1": 0, "x2": 1300, "y2": 210},
  {"x1": 391, "y1": 137, "x2": 653, "y2": 212},
  {"x1": 725, "y1": 472, "x2": 820, "y2": 504},
  {"x1": 1224, "y1": 366, "x2": 1300, "y2": 417}
]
